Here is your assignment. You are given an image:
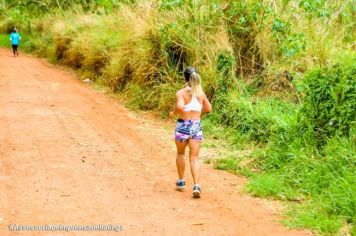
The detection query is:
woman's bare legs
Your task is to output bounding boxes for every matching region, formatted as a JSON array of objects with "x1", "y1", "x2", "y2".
[
  {"x1": 175, "y1": 140, "x2": 188, "y2": 179},
  {"x1": 188, "y1": 139, "x2": 201, "y2": 185}
]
